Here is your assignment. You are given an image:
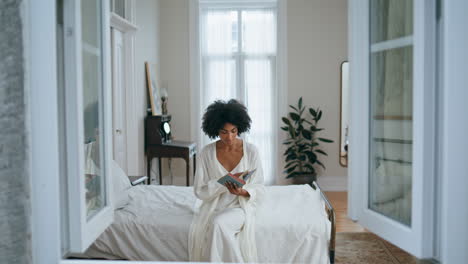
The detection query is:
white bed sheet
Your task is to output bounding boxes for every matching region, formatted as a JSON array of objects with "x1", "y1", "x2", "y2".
[{"x1": 85, "y1": 184, "x2": 331, "y2": 263}]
